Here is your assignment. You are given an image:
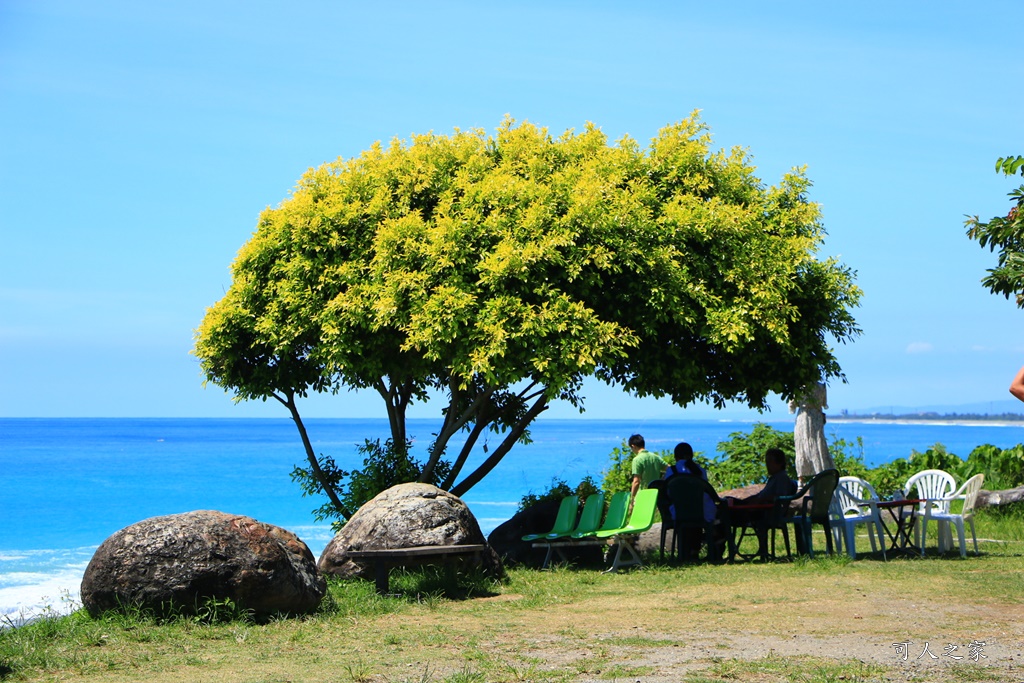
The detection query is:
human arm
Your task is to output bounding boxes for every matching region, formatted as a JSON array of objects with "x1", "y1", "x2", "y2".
[
  {"x1": 630, "y1": 474, "x2": 641, "y2": 499},
  {"x1": 1011, "y1": 366, "x2": 1024, "y2": 403}
]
